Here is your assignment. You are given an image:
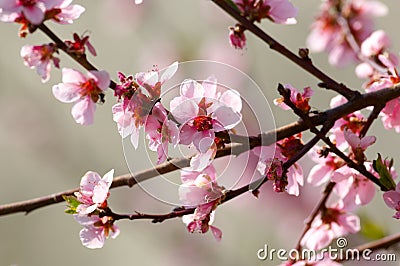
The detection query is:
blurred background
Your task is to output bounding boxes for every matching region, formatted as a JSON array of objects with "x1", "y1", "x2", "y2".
[{"x1": 0, "y1": 0, "x2": 399, "y2": 265}]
